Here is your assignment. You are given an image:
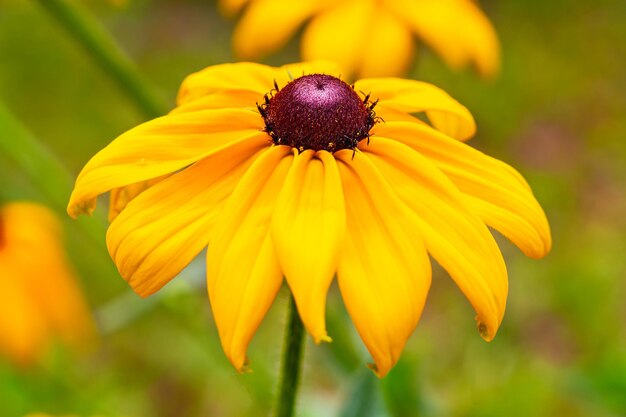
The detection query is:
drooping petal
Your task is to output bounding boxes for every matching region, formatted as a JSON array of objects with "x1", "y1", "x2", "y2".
[
  {"x1": 387, "y1": 0, "x2": 500, "y2": 78},
  {"x1": 106, "y1": 134, "x2": 270, "y2": 297},
  {"x1": 177, "y1": 63, "x2": 278, "y2": 104},
  {"x1": 355, "y1": 77, "x2": 476, "y2": 141},
  {"x1": 108, "y1": 174, "x2": 169, "y2": 222},
  {"x1": 271, "y1": 150, "x2": 345, "y2": 343},
  {"x1": 301, "y1": 0, "x2": 374, "y2": 78},
  {"x1": 207, "y1": 145, "x2": 292, "y2": 371},
  {"x1": 233, "y1": 0, "x2": 322, "y2": 60},
  {"x1": 358, "y1": 7, "x2": 414, "y2": 78},
  {"x1": 335, "y1": 150, "x2": 431, "y2": 377},
  {"x1": 68, "y1": 108, "x2": 262, "y2": 218},
  {"x1": 364, "y1": 137, "x2": 508, "y2": 341},
  {"x1": 377, "y1": 121, "x2": 552, "y2": 258}
]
